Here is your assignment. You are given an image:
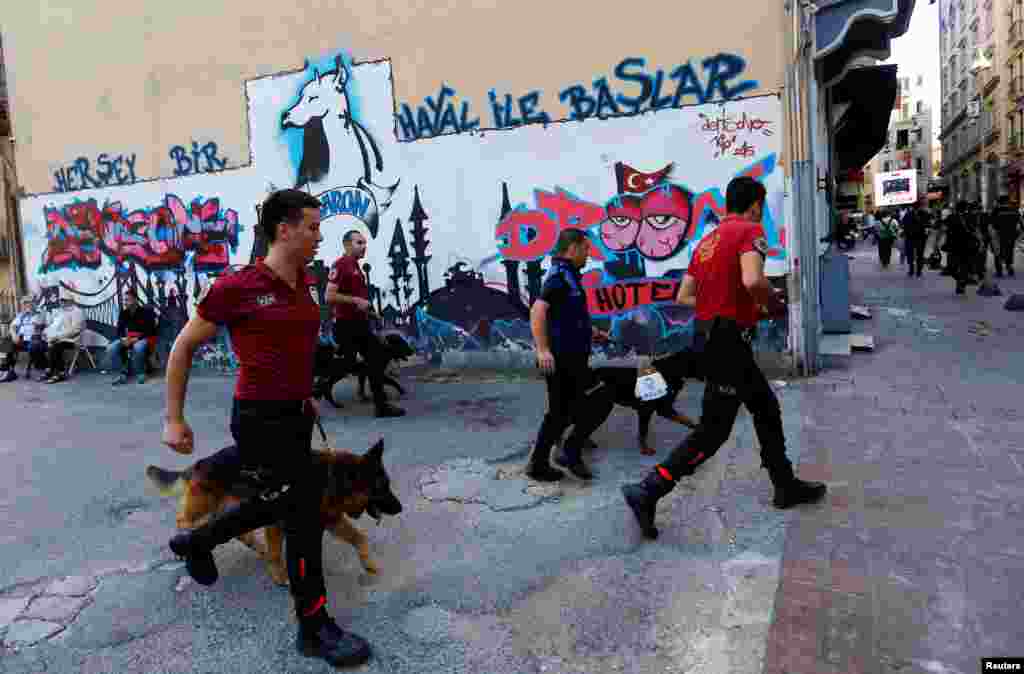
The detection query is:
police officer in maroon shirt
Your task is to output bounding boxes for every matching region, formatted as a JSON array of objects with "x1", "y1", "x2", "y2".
[
  {"x1": 326, "y1": 229, "x2": 405, "y2": 418},
  {"x1": 161, "y1": 189, "x2": 372, "y2": 667},
  {"x1": 622, "y1": 177, "x2": 827, "y2": 539}
]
